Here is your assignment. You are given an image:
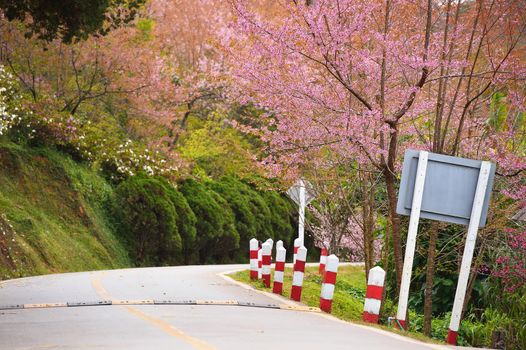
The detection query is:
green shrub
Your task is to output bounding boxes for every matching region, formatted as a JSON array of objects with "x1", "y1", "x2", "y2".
[
  {"x1": 261, "y1": 190, "x2": 296, "y2": 246},
  {"x1": 179, "y1": 178, "x2": 239, "y2": 263},
  {"x1": 207, "y1": 177, "x2": 258, "y2": 261},
  {"x1": 157, "y1": 177, "x2": 197, "y2": 264},
  {"x1": 112, "y1": 174, "x2": 183, "y2": 266}
]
